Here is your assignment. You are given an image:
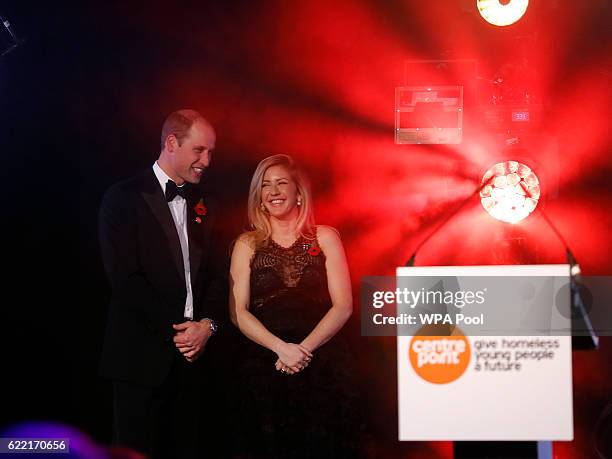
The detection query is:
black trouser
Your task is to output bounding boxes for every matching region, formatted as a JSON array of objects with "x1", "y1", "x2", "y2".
[{"x1": 112, "y1": 357, "x2": 205, "y2": 459}]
